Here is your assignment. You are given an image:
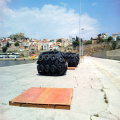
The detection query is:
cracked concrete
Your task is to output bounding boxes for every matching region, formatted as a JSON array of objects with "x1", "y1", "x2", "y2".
[{"x1": 0, "y1": 57, "x2": 120, "y2": 120}]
